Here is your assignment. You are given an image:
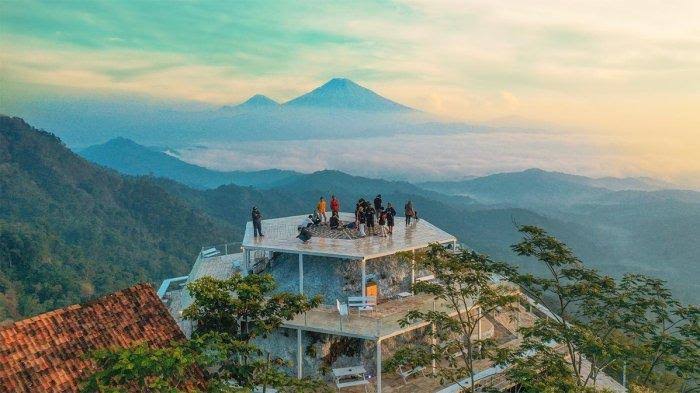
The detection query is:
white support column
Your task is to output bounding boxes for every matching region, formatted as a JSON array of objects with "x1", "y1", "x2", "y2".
[
  {"x1": 361, "y1": 258, "x2": 367, "y2": 297},
  {"x1": 299, "y1": 253, "x2": 304, "y2": 294},
  {"x1": 297, "y1": 329, "x2": 303, "y2": 379},
  {"x1": 242, "y1": 248, "x2": 249, "y2": 276},
  {"x1": 410, "y1": 250, "x2": 415, "y2": 294},
  {"x1": 430, "y1": 323, "x2": 437, "y2": 375},
  {"x1": 477, "y1": 307, "x2": 482, "y2": 340},
  {"x1": 376, "y1": 339, "x2": 382, "y2": 393},
  {"x1": 430, "y1": 297, "x2": 437, "y2": 375}
]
